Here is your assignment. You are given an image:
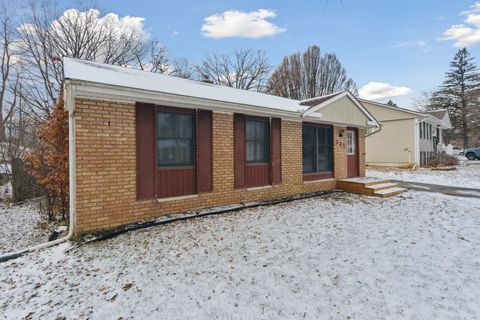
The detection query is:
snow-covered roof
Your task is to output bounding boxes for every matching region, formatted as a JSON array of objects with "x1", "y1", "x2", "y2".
[
  {"x1": 425, "y1": 109, "x2": 447, "y2": 120},
  {"x1": 358, "y1": 98, "x2": 425, "y2": 117},
  {"x1": 63, "y1": 58, "x2": 303, "y2": 113},
  {"x1": 423, "y1": 109, "x2": 452, "y2": 129},
  {"x1": 63, "y1": 58, "x2": 379, "y2": 128},
  {"x1": 299, "y1": 92, "x2": 343, "y2": 107}
]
